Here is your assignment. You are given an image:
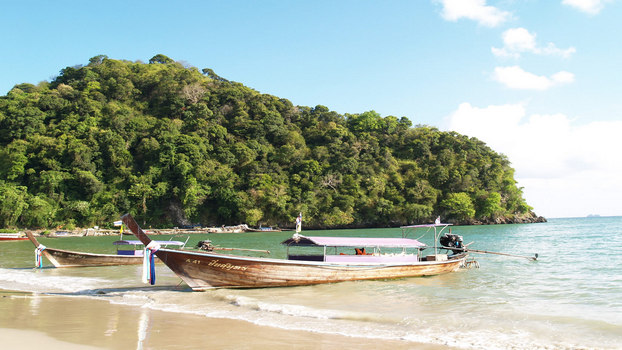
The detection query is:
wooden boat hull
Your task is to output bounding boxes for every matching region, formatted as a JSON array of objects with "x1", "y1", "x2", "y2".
[
  {"x1": 26, "y1": 232, "x2": 144, "y2": 268},
  {"x1": 153, "y1": 249, "x2": 467, "y2": 290},
  {"x1": 38, "y1": 247, "x2": 144, "y2": 268}
]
